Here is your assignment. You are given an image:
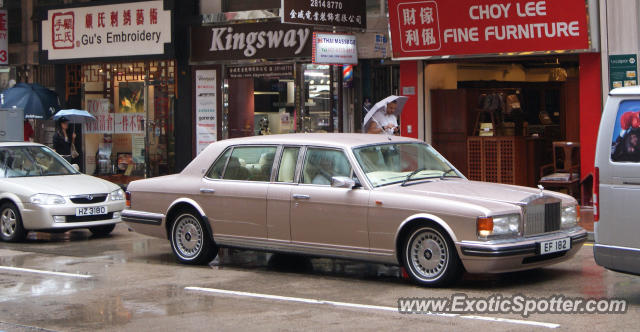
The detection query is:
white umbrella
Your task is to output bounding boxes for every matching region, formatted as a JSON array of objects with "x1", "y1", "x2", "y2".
[
  {"x1": 53, "y1": 109, "x2": 96, "y2": 123},
  {"x1": 362, "y1": 95, "x2": 408, "y2": 133}
]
